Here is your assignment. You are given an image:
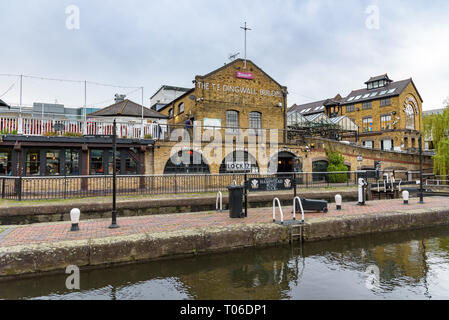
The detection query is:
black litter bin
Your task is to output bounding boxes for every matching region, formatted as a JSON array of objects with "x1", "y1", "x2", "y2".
[{"x1": 227, "y1": 185, "x2": 244, "y2": 218}]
